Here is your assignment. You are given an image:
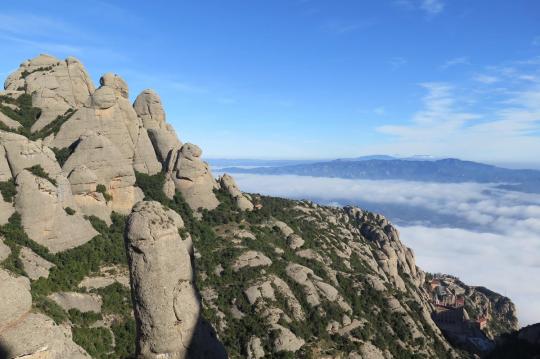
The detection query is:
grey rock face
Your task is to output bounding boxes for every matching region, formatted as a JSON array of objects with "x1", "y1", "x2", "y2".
[
  {"x1": 134, "y1": 89, "x2": 183, "y2": 163},
  {"x1": 14, "y1": 170, "x2": 97, "y2": 253},
  {"x1": 0, "y1": 312, "x2": 90, "y2": 359},
  {"x1": 19, "y1": 247, "x2": 55, "y2": 280},
  {"x1": 51, "y1": 78, "x2": 161, "y2": 176},
  {"x1": 0, "y1": 269, "x2": 32, "y2": 332},
  {"x1": 4, "y1": 54, "x2": 95, "y2": 132},
  {"x1": 219, "y1": 174, "x2": 254, "y2": 211},
  {"x1": 62, "y1": 131, "x2": 143, "y2": 215},
  {"x1": 166, "y1": 143, "x2": 219, "y2": 211},
  {"x1": 125, "y1": 201, "x2": 199, "y2": 358},
  {"x1": 48, "y1": 292, "x2": 102, "y2": 313}
]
